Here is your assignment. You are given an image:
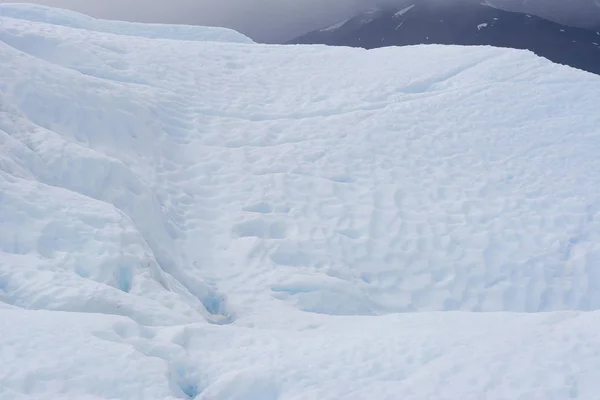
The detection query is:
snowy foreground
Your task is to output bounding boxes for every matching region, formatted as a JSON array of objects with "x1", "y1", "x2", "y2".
[{"x1": 2, "y1": 4, "x2": 600, "y2": 399}]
